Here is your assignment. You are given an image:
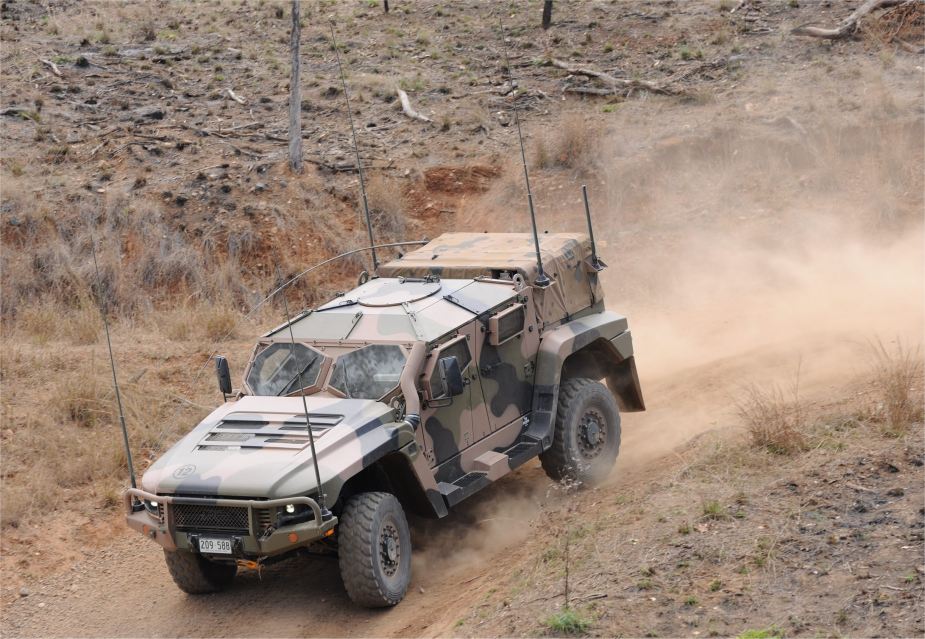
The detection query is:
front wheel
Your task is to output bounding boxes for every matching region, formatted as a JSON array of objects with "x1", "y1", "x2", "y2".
[
  {"x1": 540, "y1": 377, "x2": 621, "y2": 486},
  {"x1": 163, "y1": 549, "x2": 236, "y2": 594},
  {"x1": 337, "y1": 491, "x2": 412, "y2": 607}
]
